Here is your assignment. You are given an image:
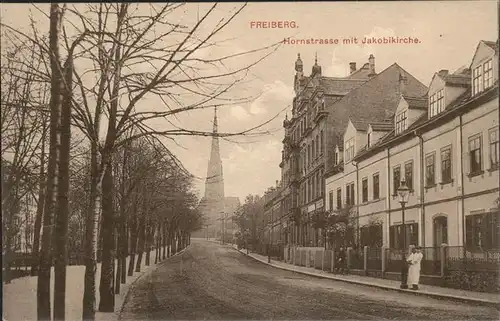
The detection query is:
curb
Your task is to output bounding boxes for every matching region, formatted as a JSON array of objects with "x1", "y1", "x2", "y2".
[
  {"x1": 234, "y1": 248, "x2": 499, "y2": 309},
  {"x1": 117, "y1": 246, "x2": 190, "y2": 319}
]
